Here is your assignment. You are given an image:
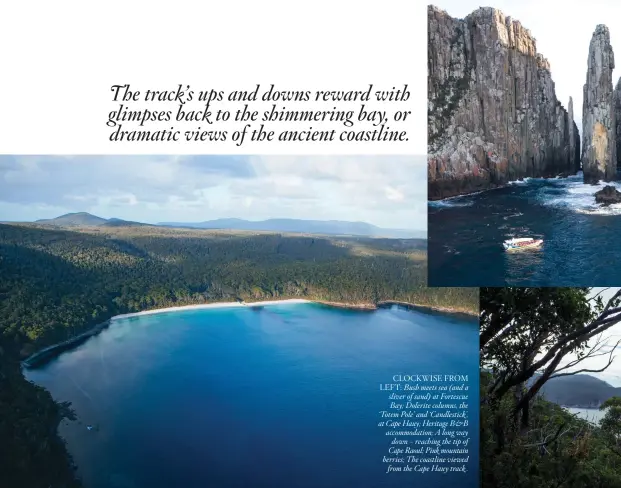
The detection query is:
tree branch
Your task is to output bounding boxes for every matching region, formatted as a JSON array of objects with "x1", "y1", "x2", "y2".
[
  {"x1": 588, "y1": 287, "x2": 610, "y2": 304},
  {"x1": 552, "y1": 335, "x2": 612, "y2": 373},
  {"x1": 480, "y1": 310, "x2": 516, "y2": 349},
  {"x1": 512, "y1": 309, "x2": 621, "y2": 393},
  {"x1": 550, "y1": 338, "x2": 620, "y2": 379}
]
